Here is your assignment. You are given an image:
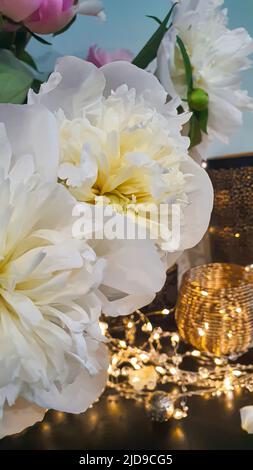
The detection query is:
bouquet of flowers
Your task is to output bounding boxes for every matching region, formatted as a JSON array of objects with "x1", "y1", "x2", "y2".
[{"x1": 0, "y1": 0, "x2": 252, "y2": 438}]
